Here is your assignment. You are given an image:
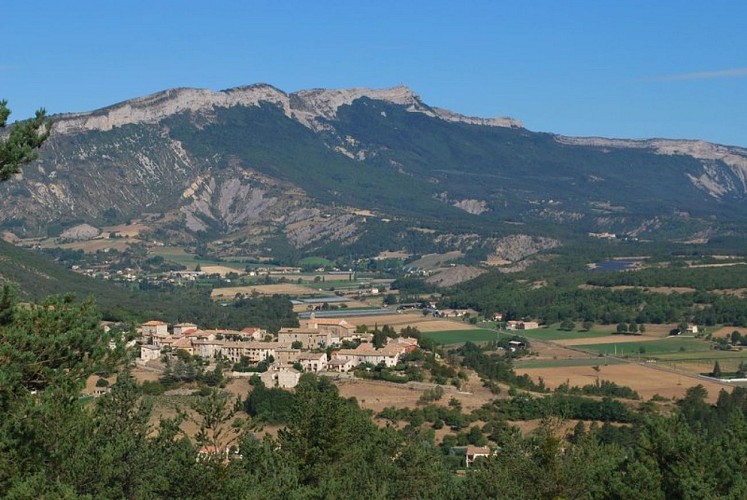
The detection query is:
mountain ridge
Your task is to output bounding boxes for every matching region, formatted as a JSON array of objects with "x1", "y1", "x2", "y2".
[{"x1": 51, "y1": 84, "x2": 523, "y2": 134}]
